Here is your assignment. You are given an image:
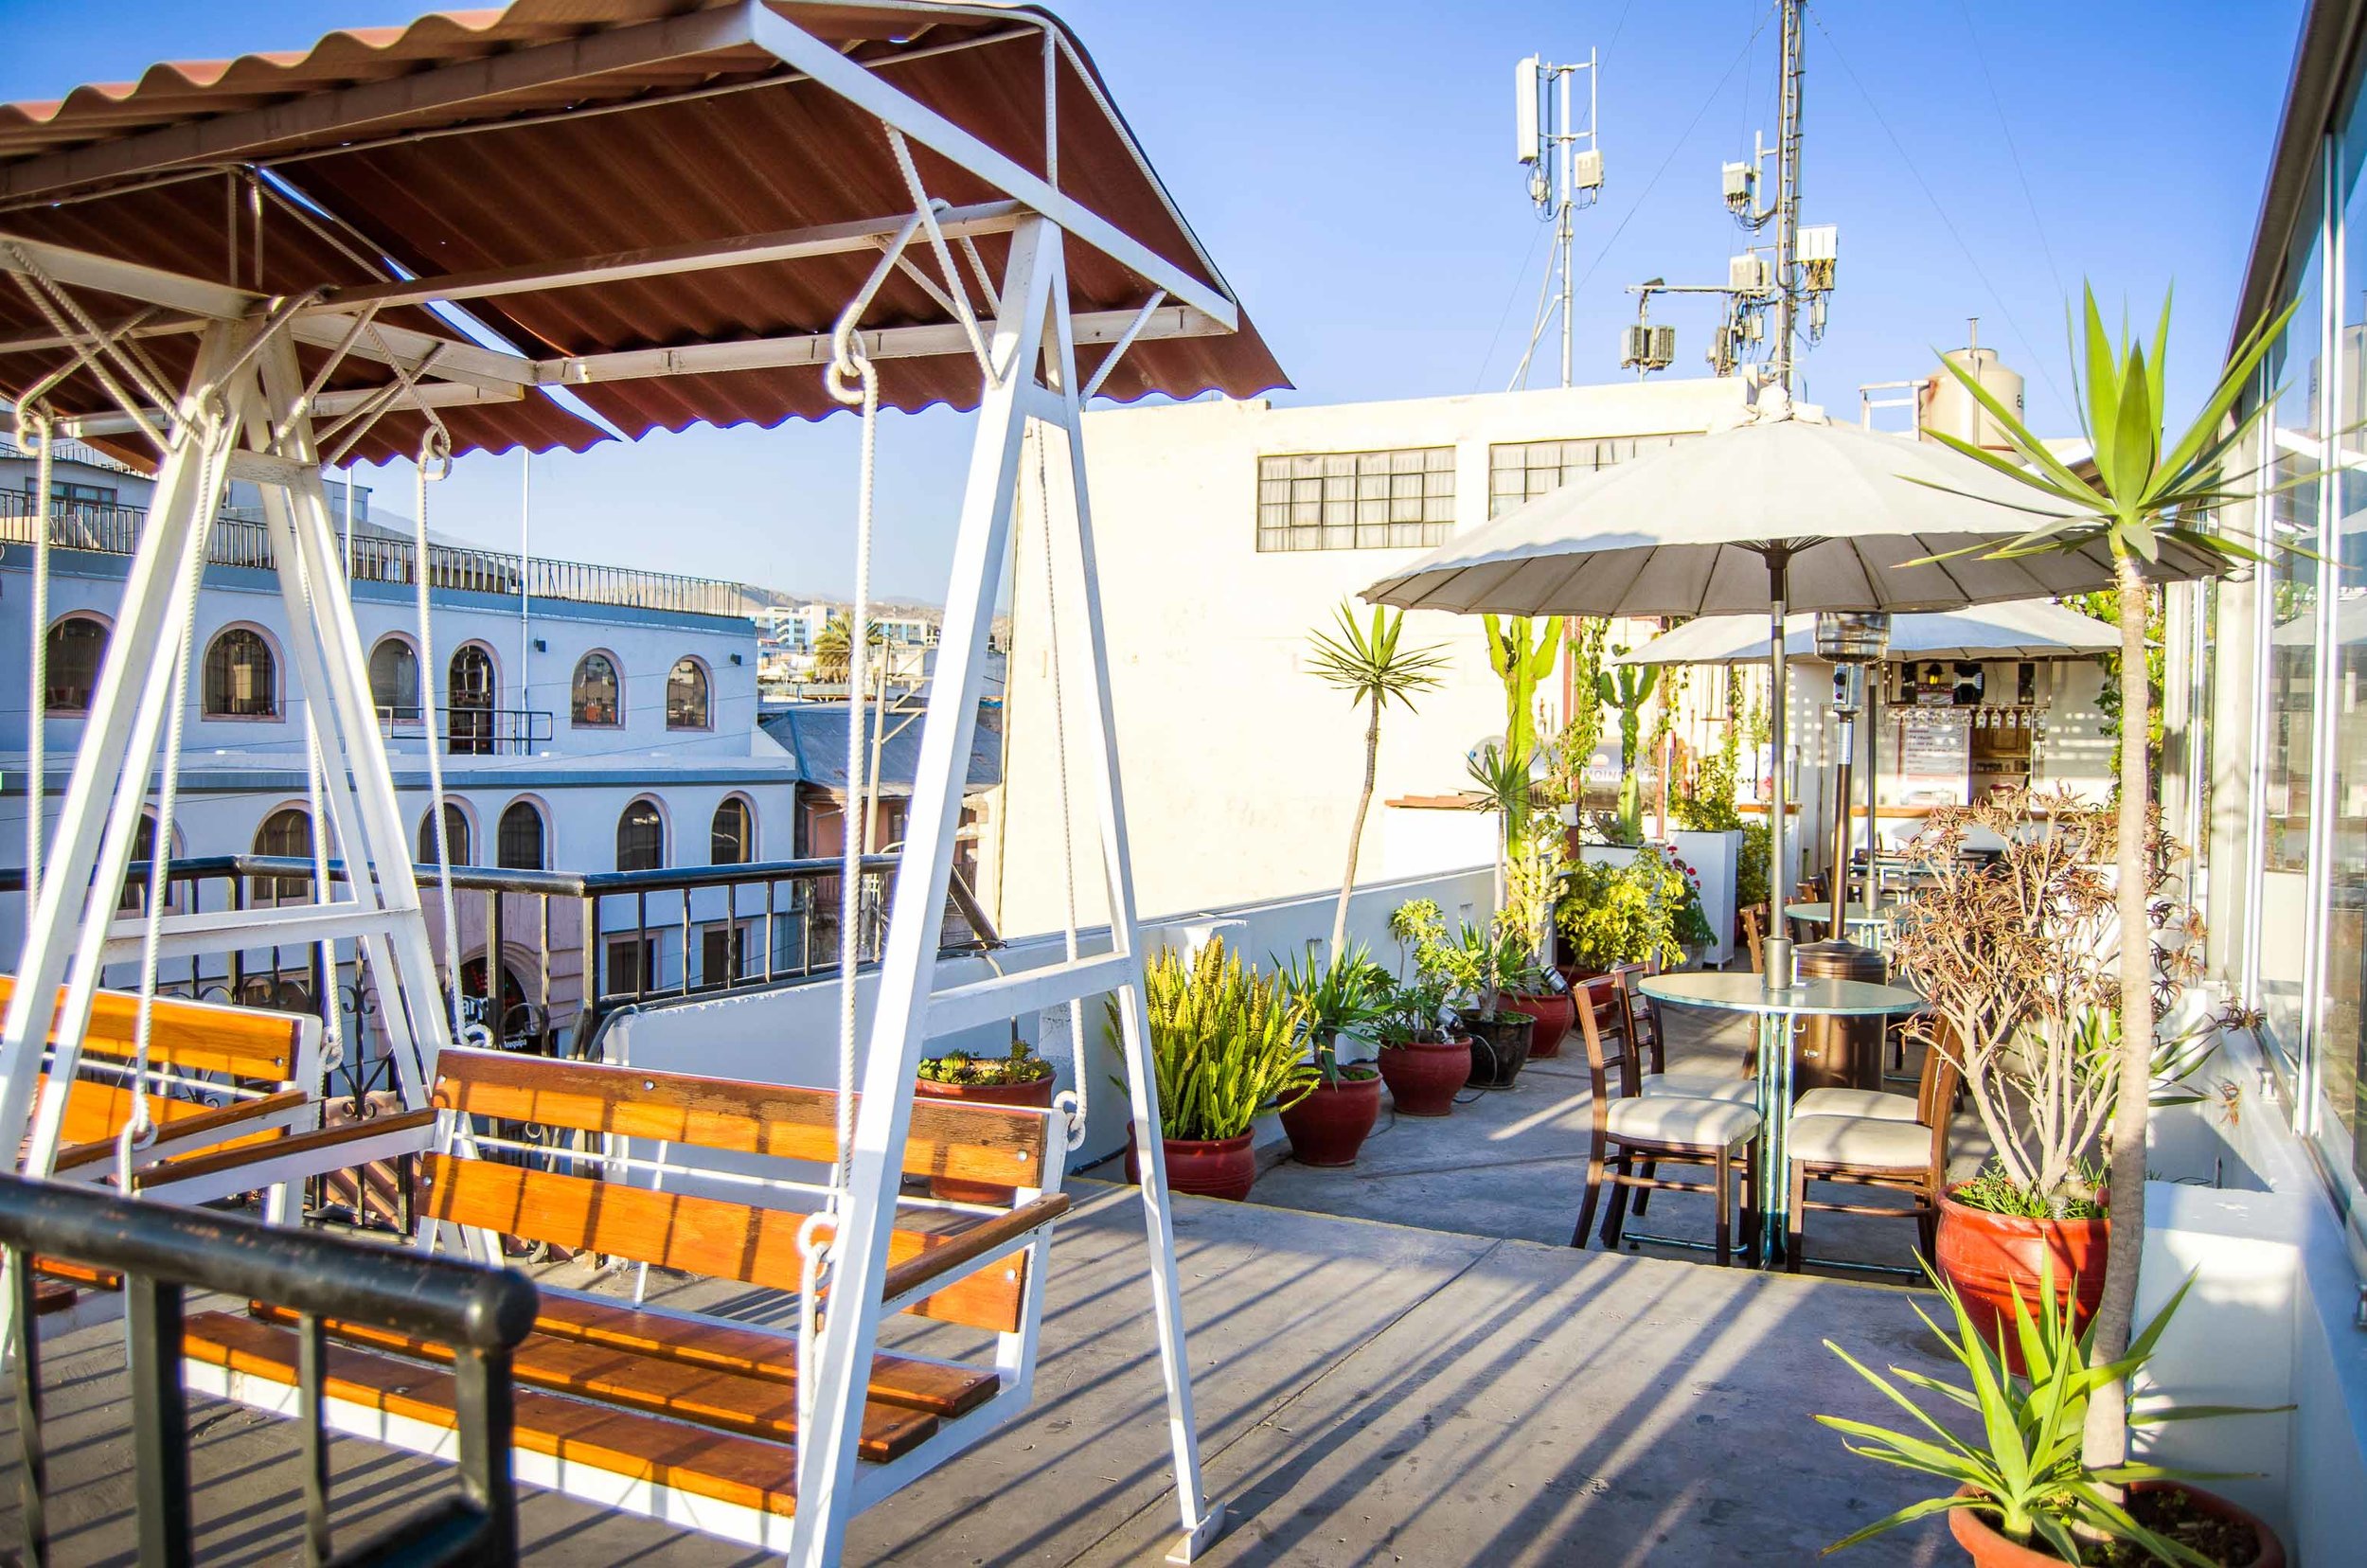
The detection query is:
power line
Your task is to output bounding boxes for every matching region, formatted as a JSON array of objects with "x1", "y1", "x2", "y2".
[
  {"x1": 1807, "y1": 9, "x2": 2071, "y2": 419},
  {"x1": 1953, "y1": 0, "x2": 2064, "y2": 304}
]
